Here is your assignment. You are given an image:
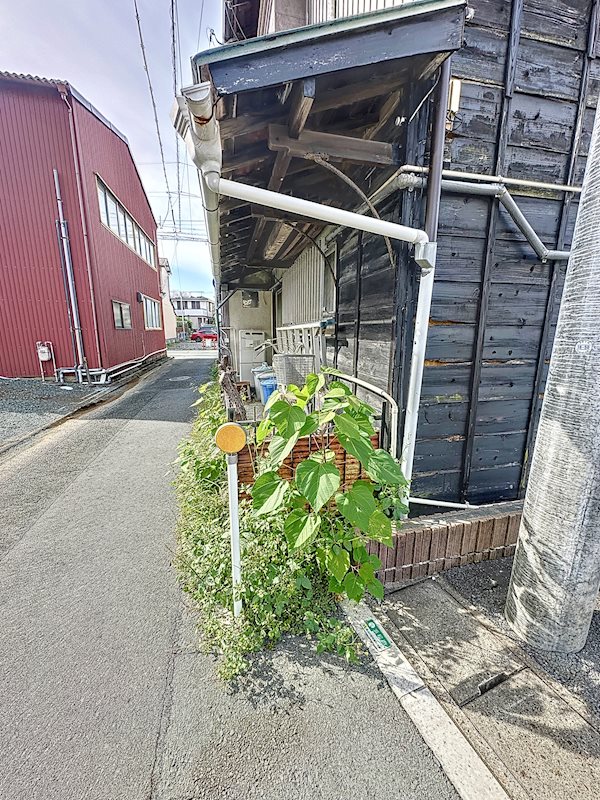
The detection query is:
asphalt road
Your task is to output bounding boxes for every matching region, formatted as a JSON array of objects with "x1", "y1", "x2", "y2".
[{"x1": 0, "y1": 357, "x2": 457, "y2": 800}]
